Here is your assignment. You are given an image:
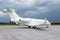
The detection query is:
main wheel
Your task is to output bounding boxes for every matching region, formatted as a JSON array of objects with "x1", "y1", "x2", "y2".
[
  {"x1": 32, "y1": 27, "x2": 35, "y2": 28},
  {"x1": 28, "y1": 26, "x2": 31, "y2": 28},
  {"x1": 32, "y1": 26, "x2": 36, "y2": 29}
]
